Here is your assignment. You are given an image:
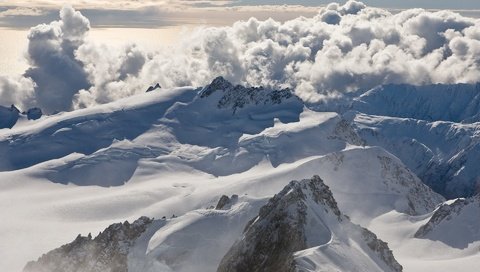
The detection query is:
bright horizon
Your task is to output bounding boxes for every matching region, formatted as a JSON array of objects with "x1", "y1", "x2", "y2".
[
  {"x1": 2, "y1": 0, "x2": 480, "y2": 111},
  {"x1": 1, "y1": 0, "x2": 480, "y2": 29}
]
